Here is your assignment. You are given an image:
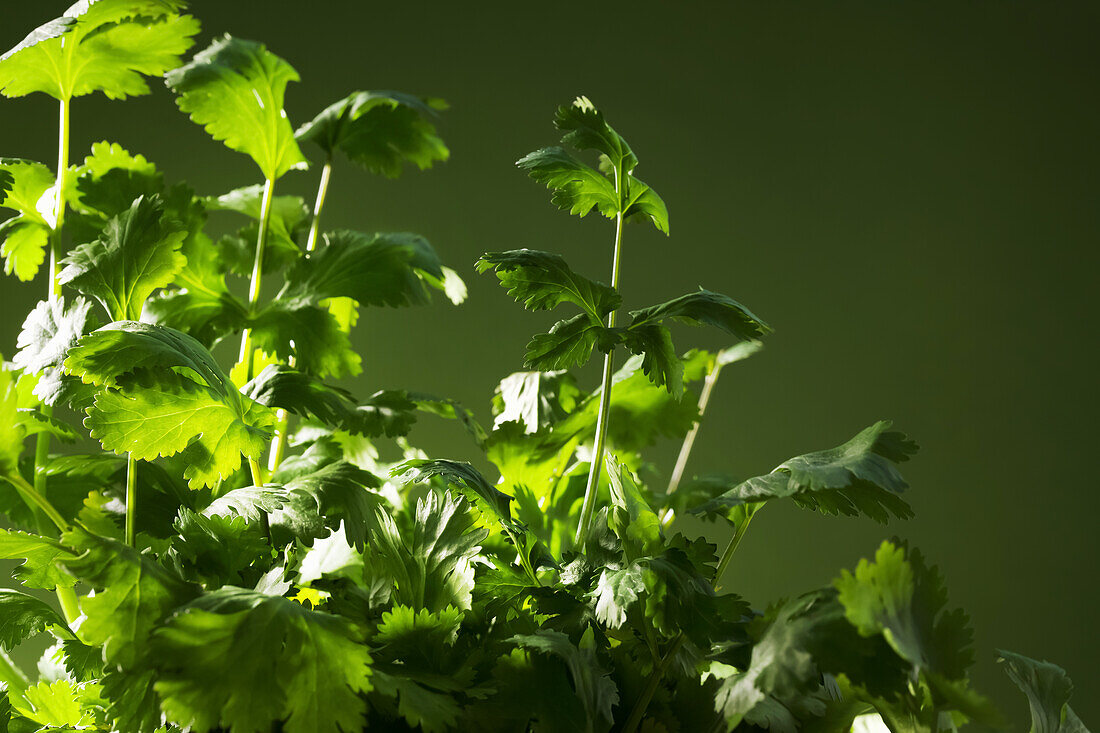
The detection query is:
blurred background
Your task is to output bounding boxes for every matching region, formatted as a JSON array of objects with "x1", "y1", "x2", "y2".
[{"x1": 1, "y1": 1, "x2": 1097, "y2": 727}]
